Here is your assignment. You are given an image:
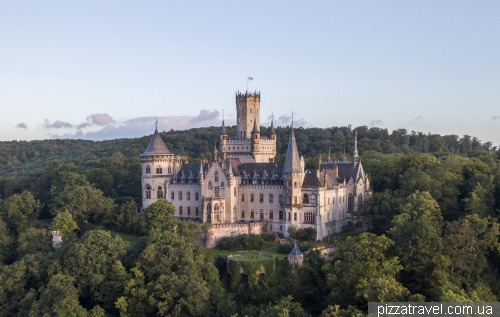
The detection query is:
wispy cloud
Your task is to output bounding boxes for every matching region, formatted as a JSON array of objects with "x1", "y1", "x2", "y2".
[
  {"x1": 15, "y1": 122, "x2": 28, "y2": 130},
  {"x1": 369, "y1": 119, "x2": 383, "y2": 127},
  {"x1": 492, "y1": 116, "x2": 500, "y2": 121},
  {"x1": 43, "y1": 119, "x2": 74, "y2": 129},
  {"x1": 273, "y1": 114, "x2": 307, "y2": 127},
  {"x1": 87, "y1": 113, "x2": 114, "y2": 126},
  {"x1": 189, "y1": 110, "x2": 219, "y2": 123},
  {"x1": 401, "y1": 116, "x2": 422, "y2": 127}
]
